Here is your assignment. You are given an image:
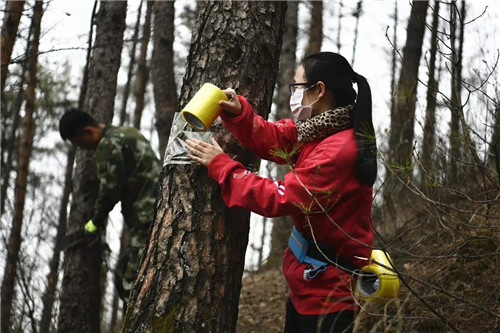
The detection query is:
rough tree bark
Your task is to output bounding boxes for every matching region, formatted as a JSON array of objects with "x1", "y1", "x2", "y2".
[
  {"x1": 151, "y1": 0, "x2": 177, "y2": 157},
  {"x1": 267, "y1": 0, "x2": 298, "y2": 269},
  {"x1": 0, "y1": 1, "x2": 43, "y2": 331},
  {"x1": 57, "y1": 2, "x2": 127, "y2": 332},
  {"x1": 305, "y1": 0, "x2": 322, "y2": 55},
  {"x1": 420, "y1": 0, "x2": 440, "y2": 183},
  {"x1": 1, "y1": 0, "x2": 25, "y2": 94},
  {"x1": 133, "y1": 0, "x2": 154, "y2": 130},
  {"x1": 123, "y1": 2, "x2": 286, "y2": 332}
]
